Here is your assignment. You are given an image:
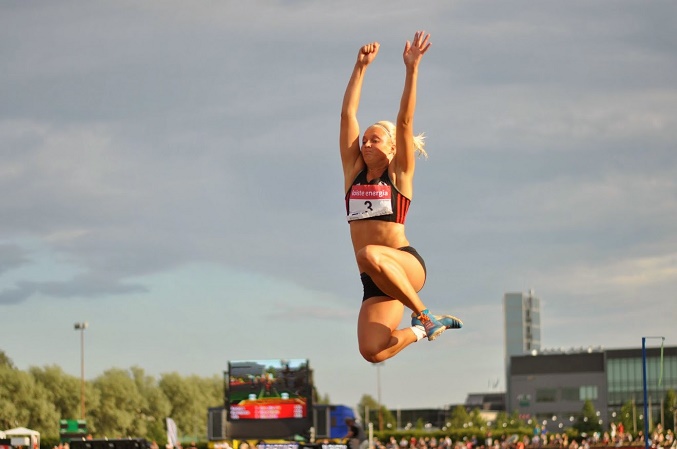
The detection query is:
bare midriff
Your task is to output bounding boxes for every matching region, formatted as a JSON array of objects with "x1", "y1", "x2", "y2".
[{"x1": 349, "y1": 220, "x2": 410, "y2": 255}]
